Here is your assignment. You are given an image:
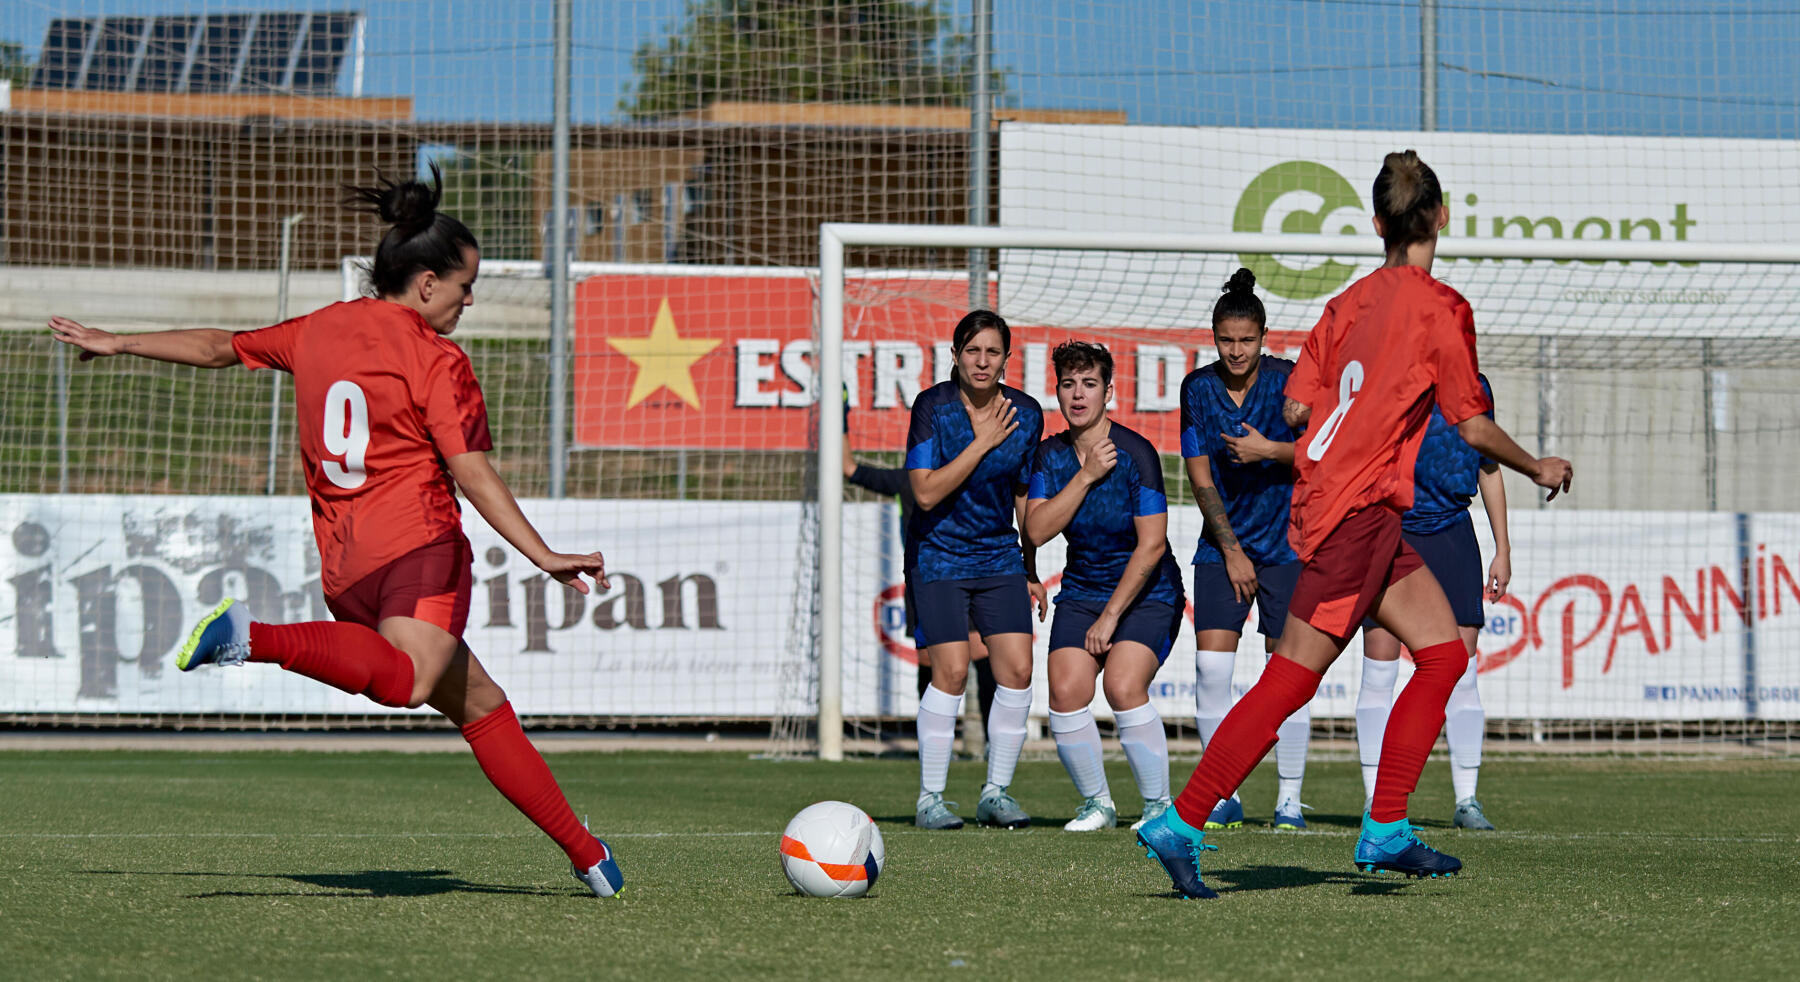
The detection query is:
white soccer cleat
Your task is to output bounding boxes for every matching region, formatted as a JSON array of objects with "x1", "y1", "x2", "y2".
[{"x1": 1062, "y1": 795, "x2": 1117, "y2": 831}]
